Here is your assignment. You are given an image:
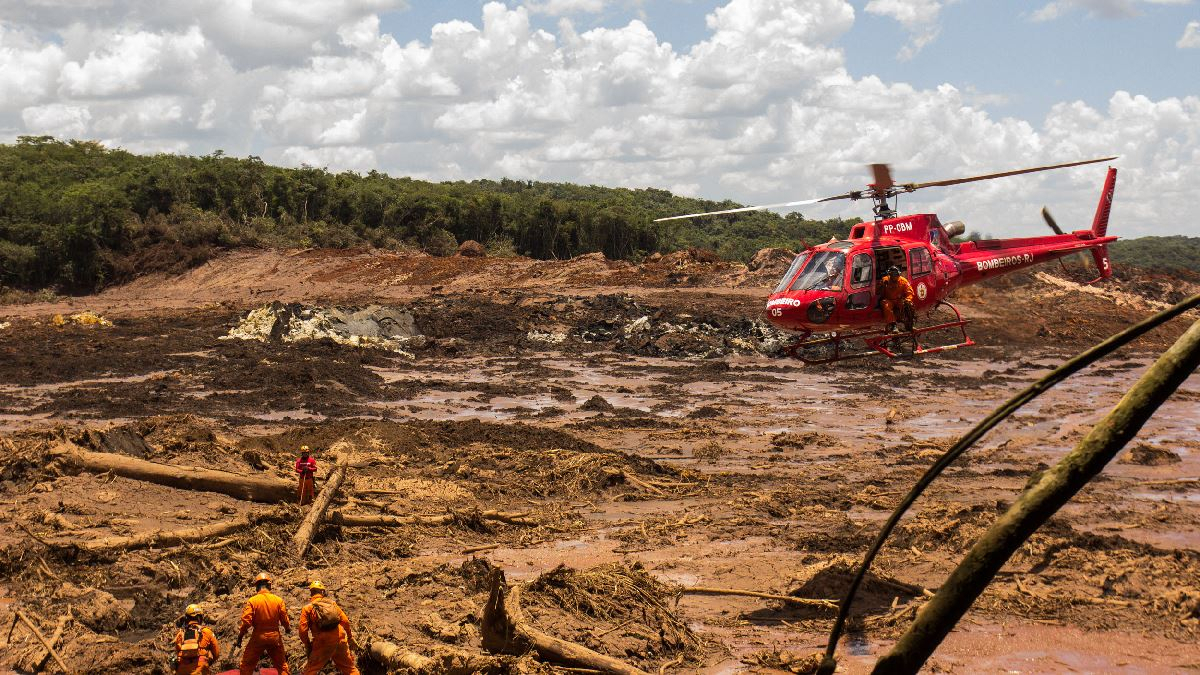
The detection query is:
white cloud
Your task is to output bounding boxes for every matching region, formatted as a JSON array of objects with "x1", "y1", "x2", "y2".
[
  {"x1": 22, "y1": 103, "x2": 92, "y2": 137},
  {"x1": 1179, "y1": 20, "x2": 1200, "y2": 47},
  {"x1": 524, "y1": 0, "x2": 606, "y2": 15},
  {"x1": 1028, "y1": 0, "x2": 1188, "y2": 21},
  {"x1": 1, "y1": 0, "x2": 1198, "y2": 238},
  {"x1": 865, "y1": 0, "x2": 945, "y2": 59}
]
